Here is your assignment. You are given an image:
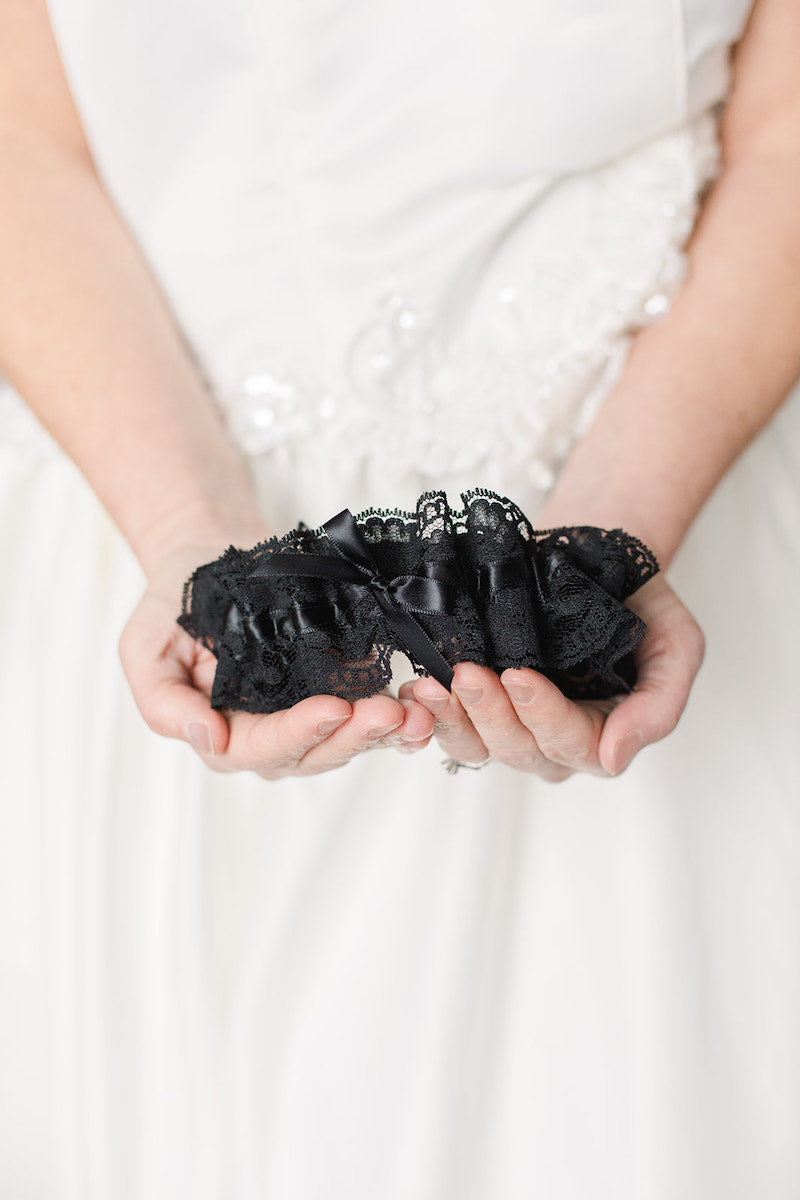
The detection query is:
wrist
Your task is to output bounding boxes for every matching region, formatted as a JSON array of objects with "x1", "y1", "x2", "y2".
[
  {"x1": 131, "y1": 495, "x2": 272, "y2": 578},
  {"x1": 534, "y1": 478, "x2": 687, "y2": 572}
]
